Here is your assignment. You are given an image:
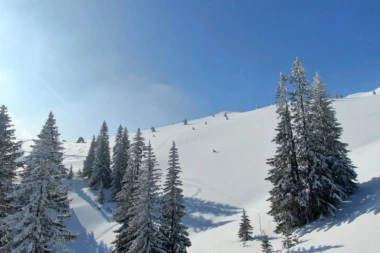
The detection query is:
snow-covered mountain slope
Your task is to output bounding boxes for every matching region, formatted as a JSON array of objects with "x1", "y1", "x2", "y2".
[
  {"x1": 21, "y1": 90, "x2": 380, "y2": 252},
  {"x1": 345, "y1": 86, "x2": 380, "y2": 98}
]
